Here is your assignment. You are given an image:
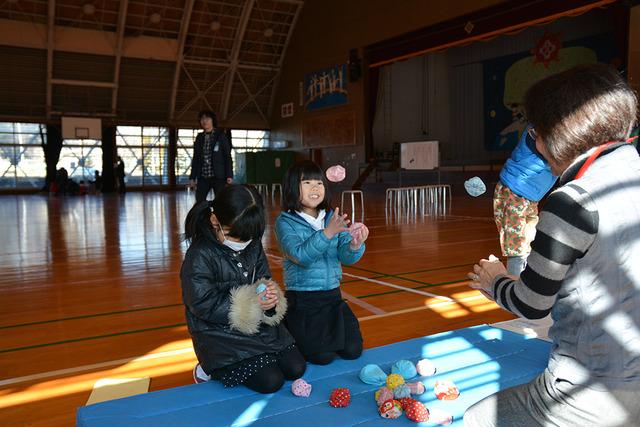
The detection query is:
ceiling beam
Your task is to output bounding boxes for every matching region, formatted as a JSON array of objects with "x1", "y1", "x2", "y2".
[
  {"x1": 169, "y1": 0, "x2": 196, "y2": 121},
  {"x1": 52, "y1": 79, "x2": 117, "y2": 88},
  {"x1": 175, "y1": 68, "x2": 229, "y2": 120},
  {"x1": 229, "y1": 72, "x2": 278, "y2": 124},
  {"x1": 111, "y1": 0, "x2": 130, "y2": 114},
  {"x1": 183, "y1": 58, "x2": 279, "y2": 72},
  {"x1": 220, "y1": 0, "x2": 255, "y2": 120},
  {"x1": 181, "y1": 66, "x2": 215, "y2": 113},
  {"x1": 271, "y1": 0, "x2": 303, "y2": 5},
  {"x1": 46, "y1": 0, "x2": 55, "y2": 119}
]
